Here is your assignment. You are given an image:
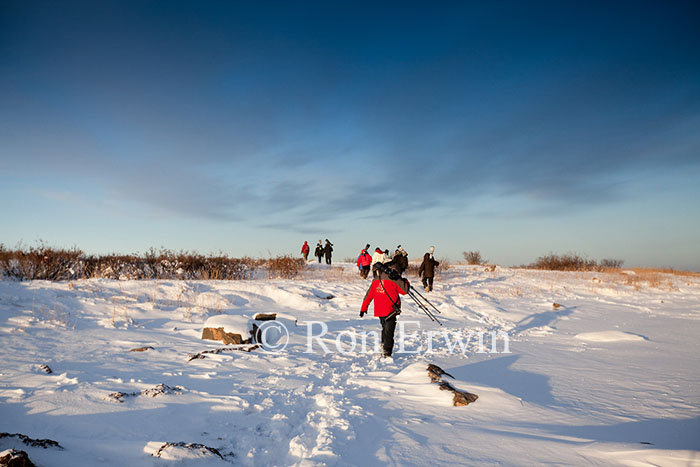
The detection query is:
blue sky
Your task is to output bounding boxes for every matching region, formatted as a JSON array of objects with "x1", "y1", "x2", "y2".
[{"x1": 1, "y1": 1, "x2": 699, "y2": 269}]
